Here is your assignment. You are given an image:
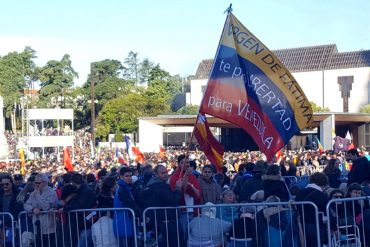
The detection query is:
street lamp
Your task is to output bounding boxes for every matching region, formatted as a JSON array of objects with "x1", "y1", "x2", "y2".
[{"x1": 90, "y1": 63, "x2": 98, "y2": 149}]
